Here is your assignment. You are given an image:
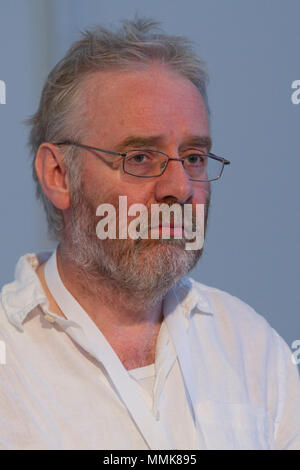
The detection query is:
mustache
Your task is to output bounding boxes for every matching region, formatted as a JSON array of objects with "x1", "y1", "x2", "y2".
[
  {"x1": 119, "y1": 202, "x2": 207, "y2": 240},
  {"x1": 72, "y1": 192, "x2": 210, "y2": 242}
]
